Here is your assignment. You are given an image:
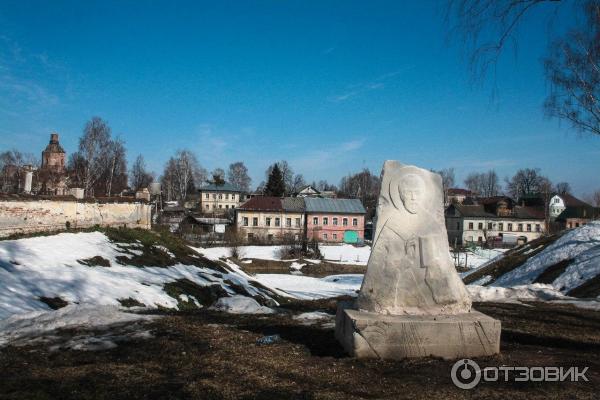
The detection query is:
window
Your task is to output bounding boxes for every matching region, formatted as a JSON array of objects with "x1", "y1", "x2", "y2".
[
  {"x1": 313, "y1": 217, "x2": 318, "y2": 225},
  {"x1": 499, "y1": 223, "x2": 504, "y2": 231},
  {"x1": 286, "y1": 218, "x2": 291, "y2": 227},
  {"x1": 267, "y1": 234, "x2": 273, "y2": 241},
  {"x1": 218, "y1": 194, "x2": 223, "y2": 200},
  {"x1": 488, "y1": 222, "x2": 493, "y2": 230},
  {"x1": 333, "y1": 217, "x2": 338, "y2": 226},
  {"x1": 333, "y1": 233, "x2": 338, "y2": 240},
  {"x1": 243, "y1": 217, "x2": 249, "y2": 226},
  {"x1": 508, "y1": 223, "x2": 513, "y2": 231},
  {"x1": 295, "y1": 218, "x2": 301, "y2": 227},
  {"x1": 478, "y1": 236, "x2": 483, "y2": 242},
  {"x1": 456, "y1": 222, "x2": 460, "y2": 230},
  {"x1": 576, "y1": 223, "x2": 580, "y2": 227},
  {"x1": 252, "y1": 217, "x2": 258, "y2": 227},
  {"x1": 275, "y1": 218, "x2": 280, "y2": 227},
  {"x1": 219, "y1": 204, "x2": 222, "y2": 209},
  {"x1": 468, "y1": 222, "x2": 473, "y2": 229},
  {"x1": 225, "y1": 194, "x2": 229, "y2": 200},
  {"x1": 343, "y1": 218, "x2": 348, "y2": 226},
  {"x1": 323, "y1": 233, "x2": 328, "y2": 240},
  {"x1": 323, "y1": 217, "x2": 328, "y2": 225},
  {"x1": 205, "y1": 194, "x2": 209, "y2": 199},
  {"x1": 225, "y1": 205, "x2": 229, "y2": 209},
  {"x1": 536, "y1": 224, "x2": 541, "y2": 232},
  {"x1": 212, "y1": 194, "x2": 216, "y2": 199},
  {"x1": 205, "y1": 205, "x2": 209, "y2": 209},
  {"x1": 247, "y1": 233, "x2": 254, "y2": 240},
  {"x1": 353, "y1": 218, "x2": 358, "y2": 226},
  {"x1": 527, "y1": 224, "x2": 531, "y2": 232},
  {"x1": 518, "y1": 224, "x2": 523, "y2": 232},
  {"x1": 232, "y1": 194, "x2": 236, "y2": 200},
  {"x1": 266, "y1": 217, "x2": 271, "y2": 227},
  {"x1": 478, "y1": 222, "x2": 483, "y2": 230}
]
